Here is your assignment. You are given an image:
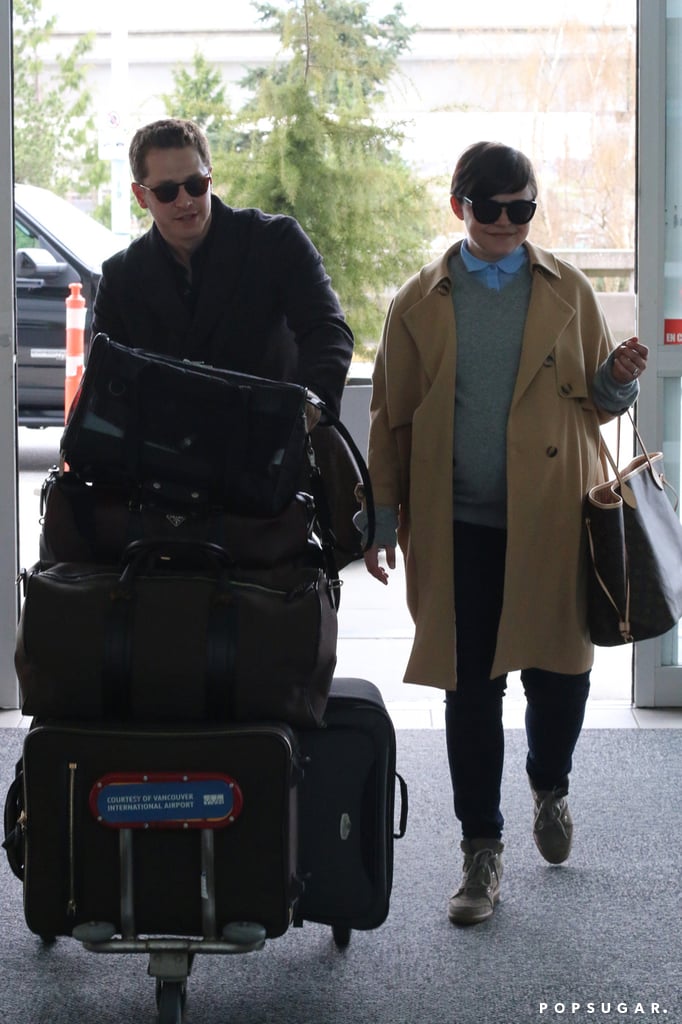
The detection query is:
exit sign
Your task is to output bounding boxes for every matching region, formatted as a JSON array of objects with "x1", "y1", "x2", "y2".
[{"x1": 664, "y1": 318, "x2": 682, "y2": 344}]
